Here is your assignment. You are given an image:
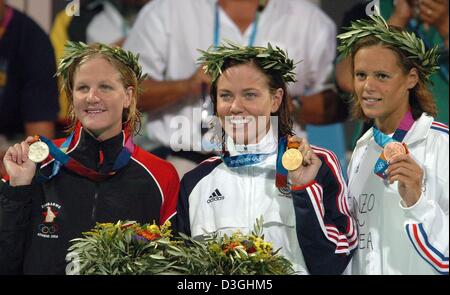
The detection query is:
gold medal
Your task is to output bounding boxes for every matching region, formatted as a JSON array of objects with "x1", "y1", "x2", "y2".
[
  {"x1": 28, "y1": 141, "x2": 50, "y2": 163},
  {"x1": 383, "y1": 142, "x2": 406, "y2": 162},
  {"x1": 282, "y1": 148, "x2": 303, "y2": 171}
]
